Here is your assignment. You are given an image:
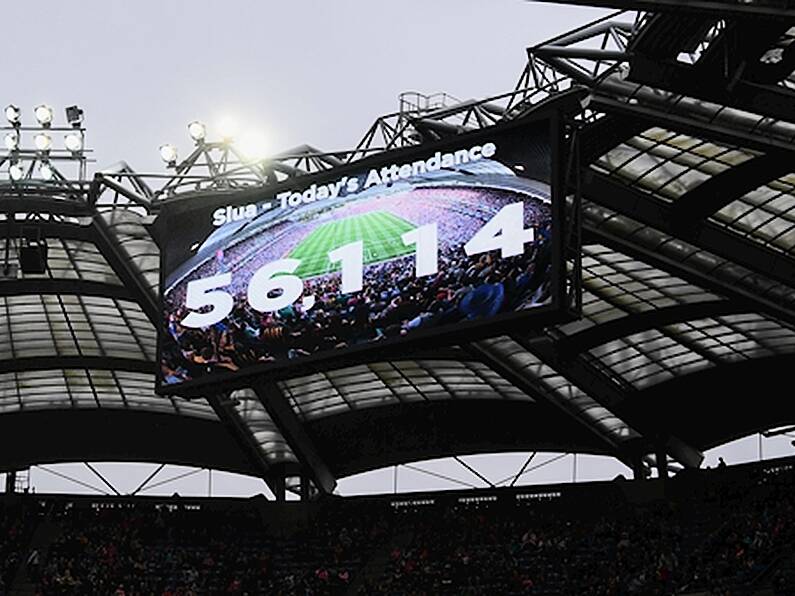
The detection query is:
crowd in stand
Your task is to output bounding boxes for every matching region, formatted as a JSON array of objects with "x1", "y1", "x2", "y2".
[
  {"x1": 31, "y1": 503, "x2": 390, "y2": 595},
  {"x1": 0, "y1": 500, "x2": 37, "y2": 596},
  {"x1": 360, "y1": 466, "x2": 795, "y2": 596},
  {"x1": 0, "y1": 462, "x2": 793, "y2": 595},
  {"x1": 161, "y1": 187, "x2": 552, "y2": 385}
]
